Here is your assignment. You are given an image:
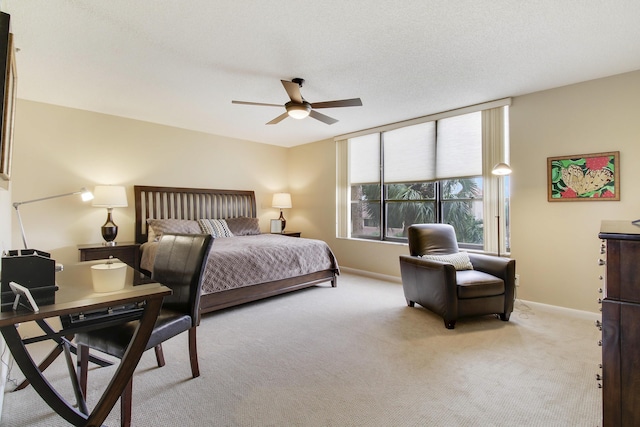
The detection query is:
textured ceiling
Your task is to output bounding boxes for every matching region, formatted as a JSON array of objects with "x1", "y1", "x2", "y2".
[{"x1": 3, "y1": 1, "x2": 640, "y2": 147}]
